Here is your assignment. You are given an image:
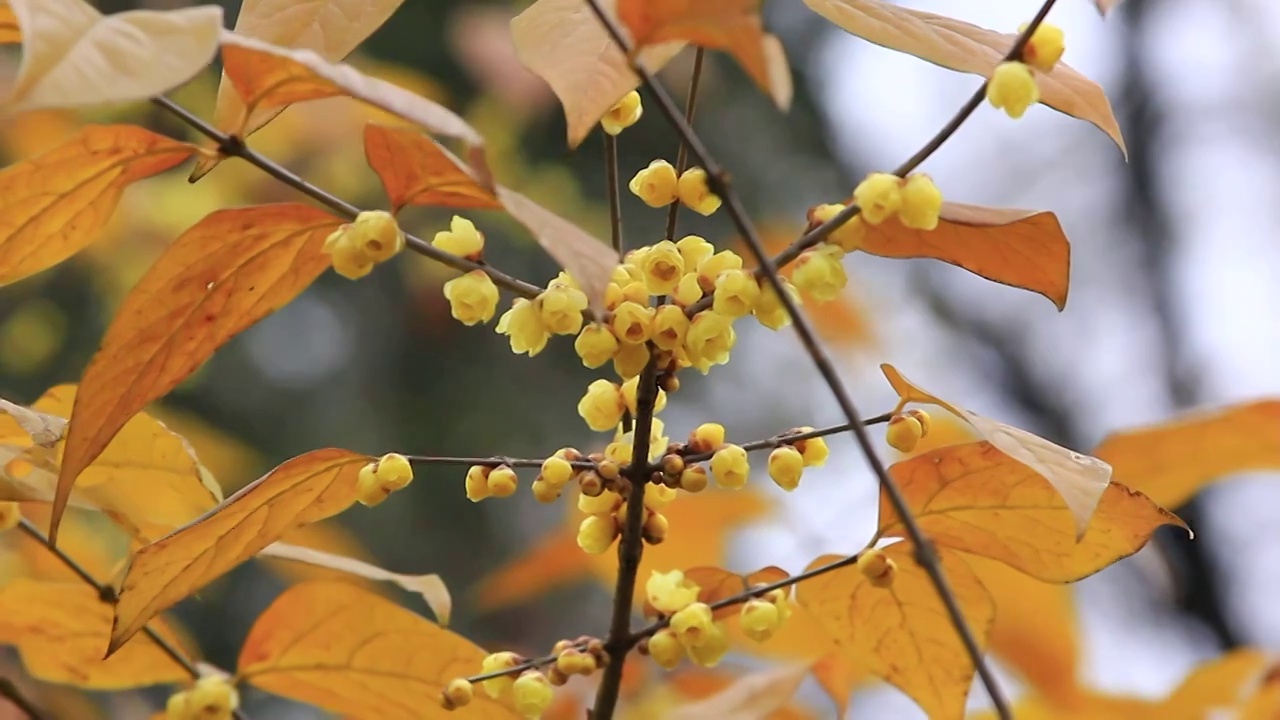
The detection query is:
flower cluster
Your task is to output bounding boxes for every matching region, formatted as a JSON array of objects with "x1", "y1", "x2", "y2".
[
  {"x1": 629, "y1": 160, "x2": 722, "y2": 216},
  {"x1": 322, "y1": 210, "x2": 405, "y2": 280},
  {"x1": 355, "y1": 453, "x2": 414, "y2": 507},
  {"x1": 642, "y1": 569, "x2": 791, "y2": 670},
  {"x1": 987, "y1": 22, "x2": 1065, "y2": 119},
  {"x1": 165, "y1": 677, "x2": 238, "y2": 720}
]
